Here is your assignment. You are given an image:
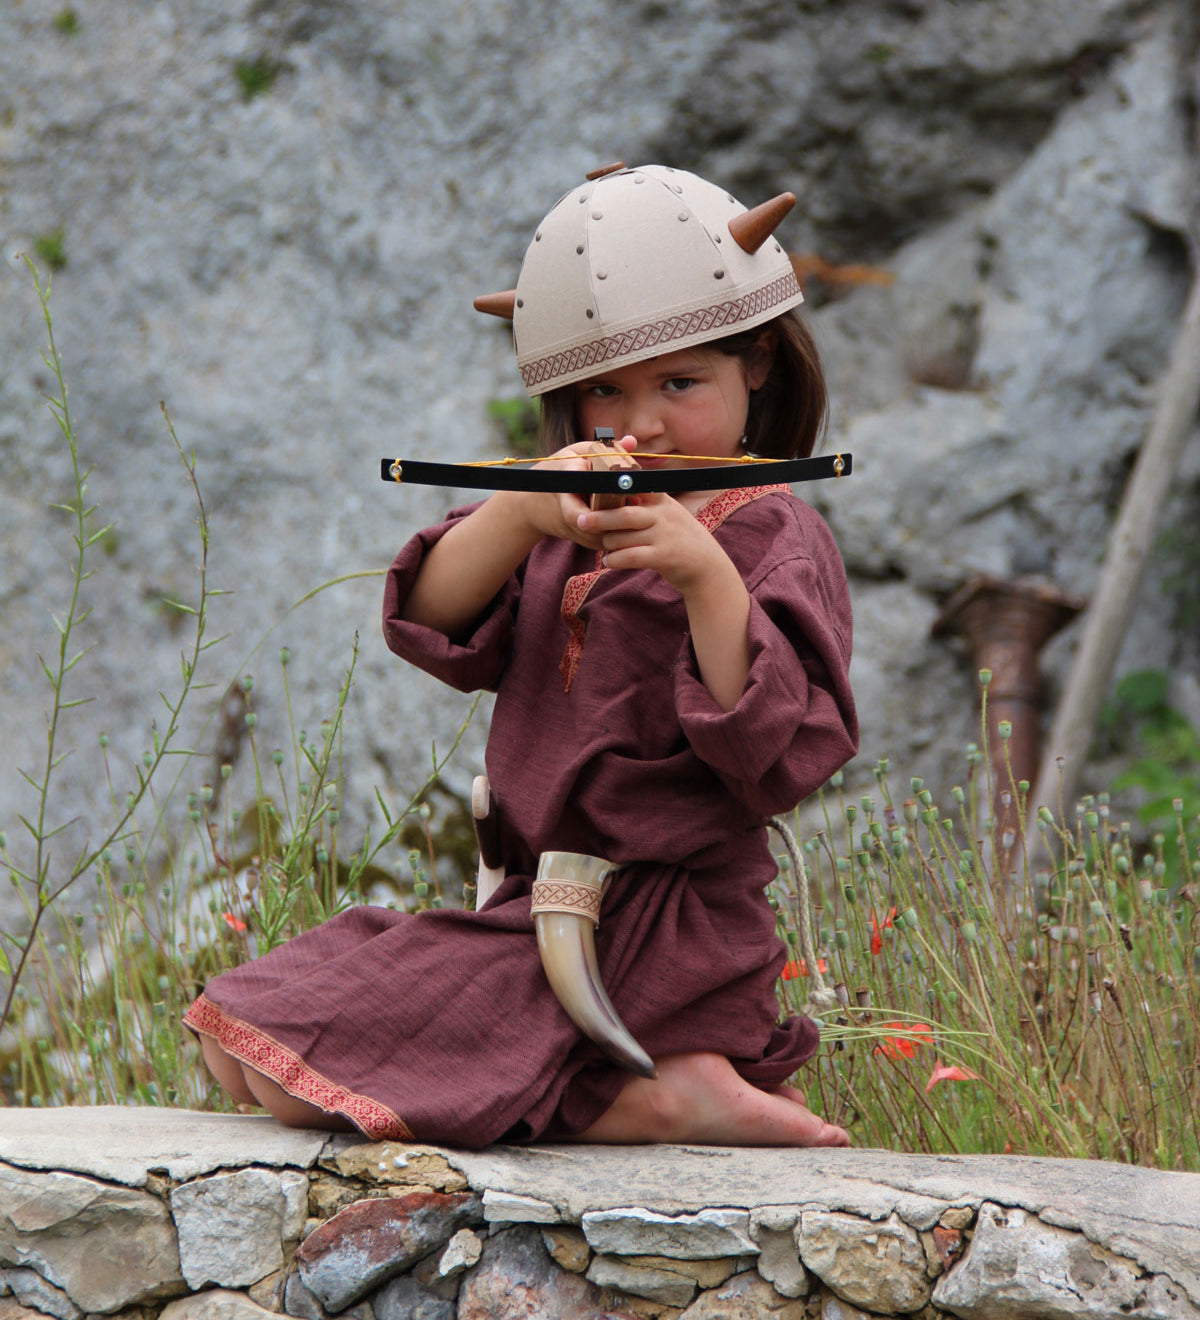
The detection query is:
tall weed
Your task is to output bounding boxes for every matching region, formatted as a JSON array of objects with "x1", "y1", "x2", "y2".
[
  {"x1": 0, "y1": 265, "x2": 476, "y2": 1109},
  {"x1": 776, "y1": 740, "x2": 1199, "y2": 1169}
]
